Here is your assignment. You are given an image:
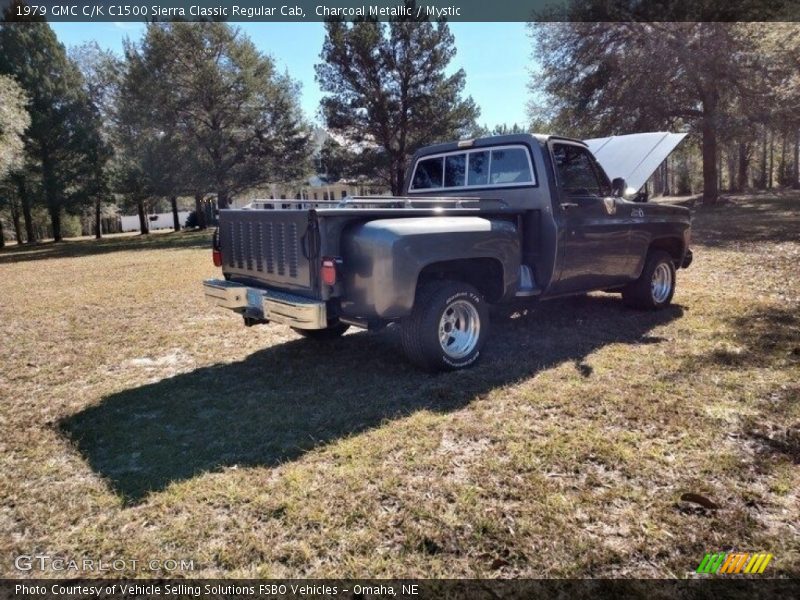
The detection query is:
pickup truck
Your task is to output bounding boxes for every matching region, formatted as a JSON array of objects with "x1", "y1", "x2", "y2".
[{"x1": 203, "y1": 132, "x2": 692, "y2": 371}]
